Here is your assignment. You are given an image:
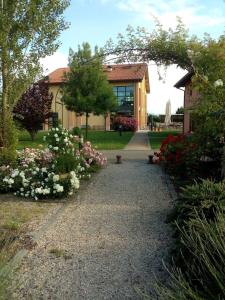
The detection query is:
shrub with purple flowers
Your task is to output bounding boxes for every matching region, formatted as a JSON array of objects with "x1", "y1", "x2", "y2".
[{"x1": 113, "y1": 116, "x2": 137, "y2": 132}]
